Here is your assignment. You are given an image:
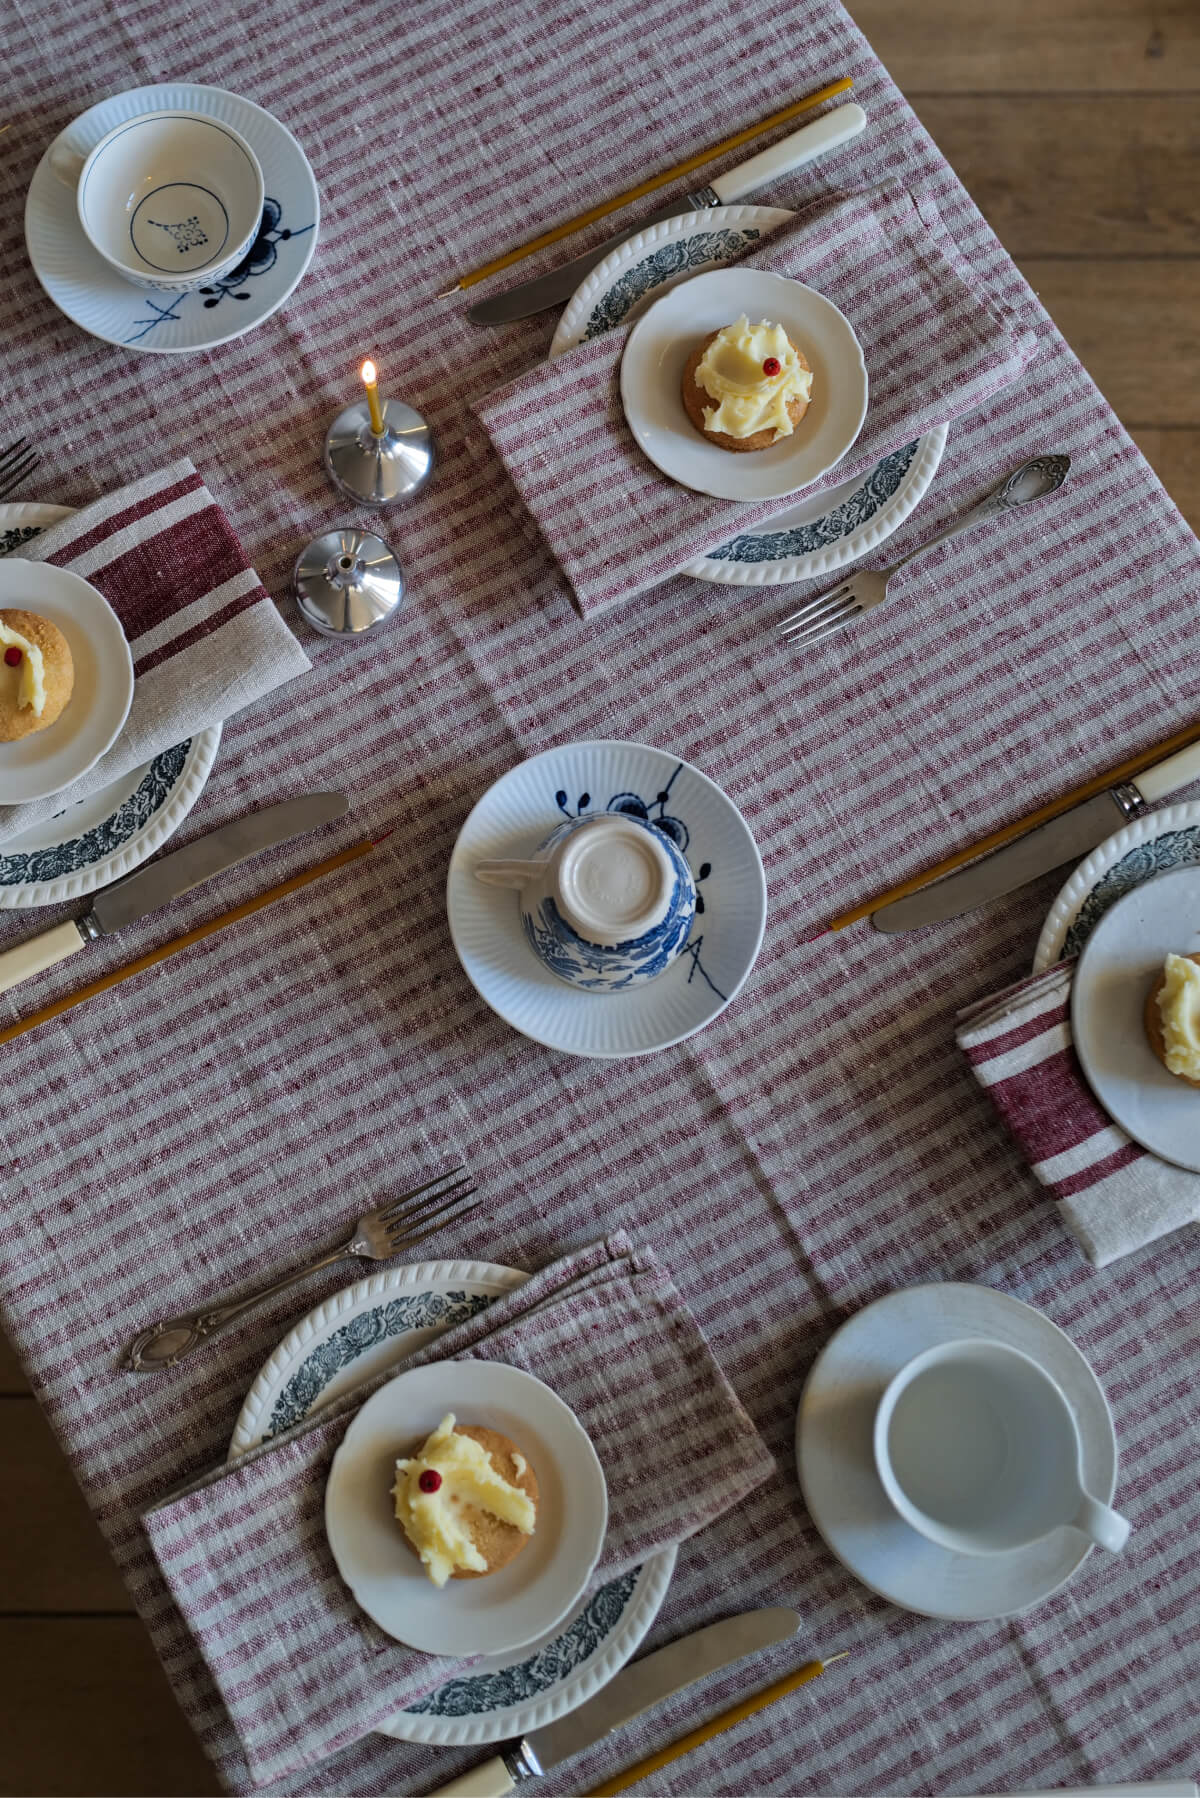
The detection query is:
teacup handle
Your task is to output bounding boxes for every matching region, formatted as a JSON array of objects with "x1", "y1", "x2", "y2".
[
  {"x1": 1072, "y1": 1493, "x2": 1131, "y2": 1553},
  {"x1": 473, "y1": 859, "x2": 545, "y2": 891},
  {"x1": 48, "y1": 139, "x2": 86, "y2": 189}
]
